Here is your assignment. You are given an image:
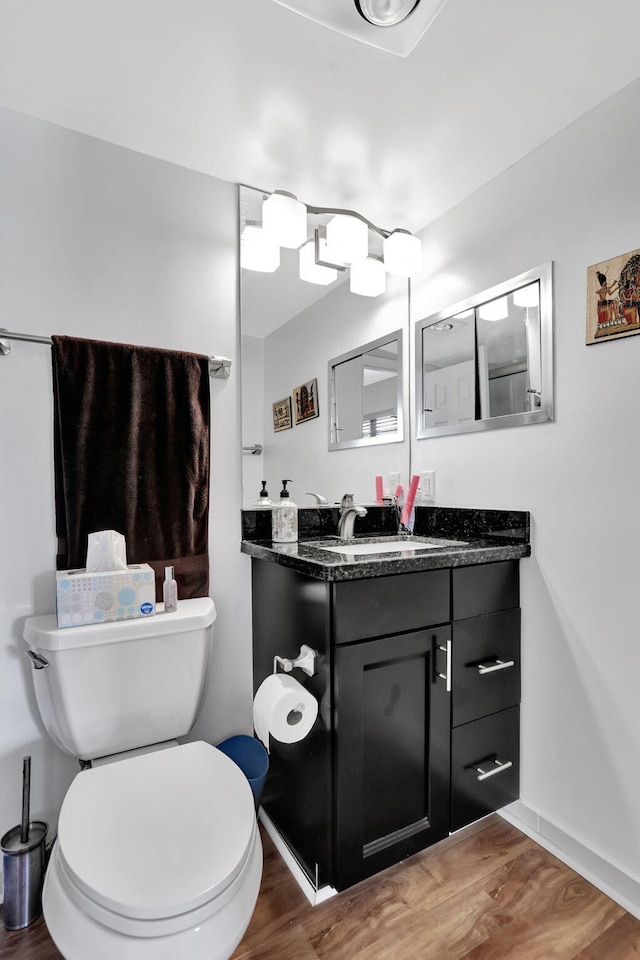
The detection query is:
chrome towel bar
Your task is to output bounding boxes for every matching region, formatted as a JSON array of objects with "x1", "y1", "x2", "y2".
[{"x1": 0, "y1": 328, "x2": 232, "y2": 379}]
